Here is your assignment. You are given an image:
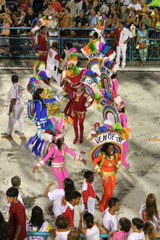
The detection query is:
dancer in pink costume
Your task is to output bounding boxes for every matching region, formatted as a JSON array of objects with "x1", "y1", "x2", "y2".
[{"x1": 33, "y1": 131, "x2": 86, "y2": 188}]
